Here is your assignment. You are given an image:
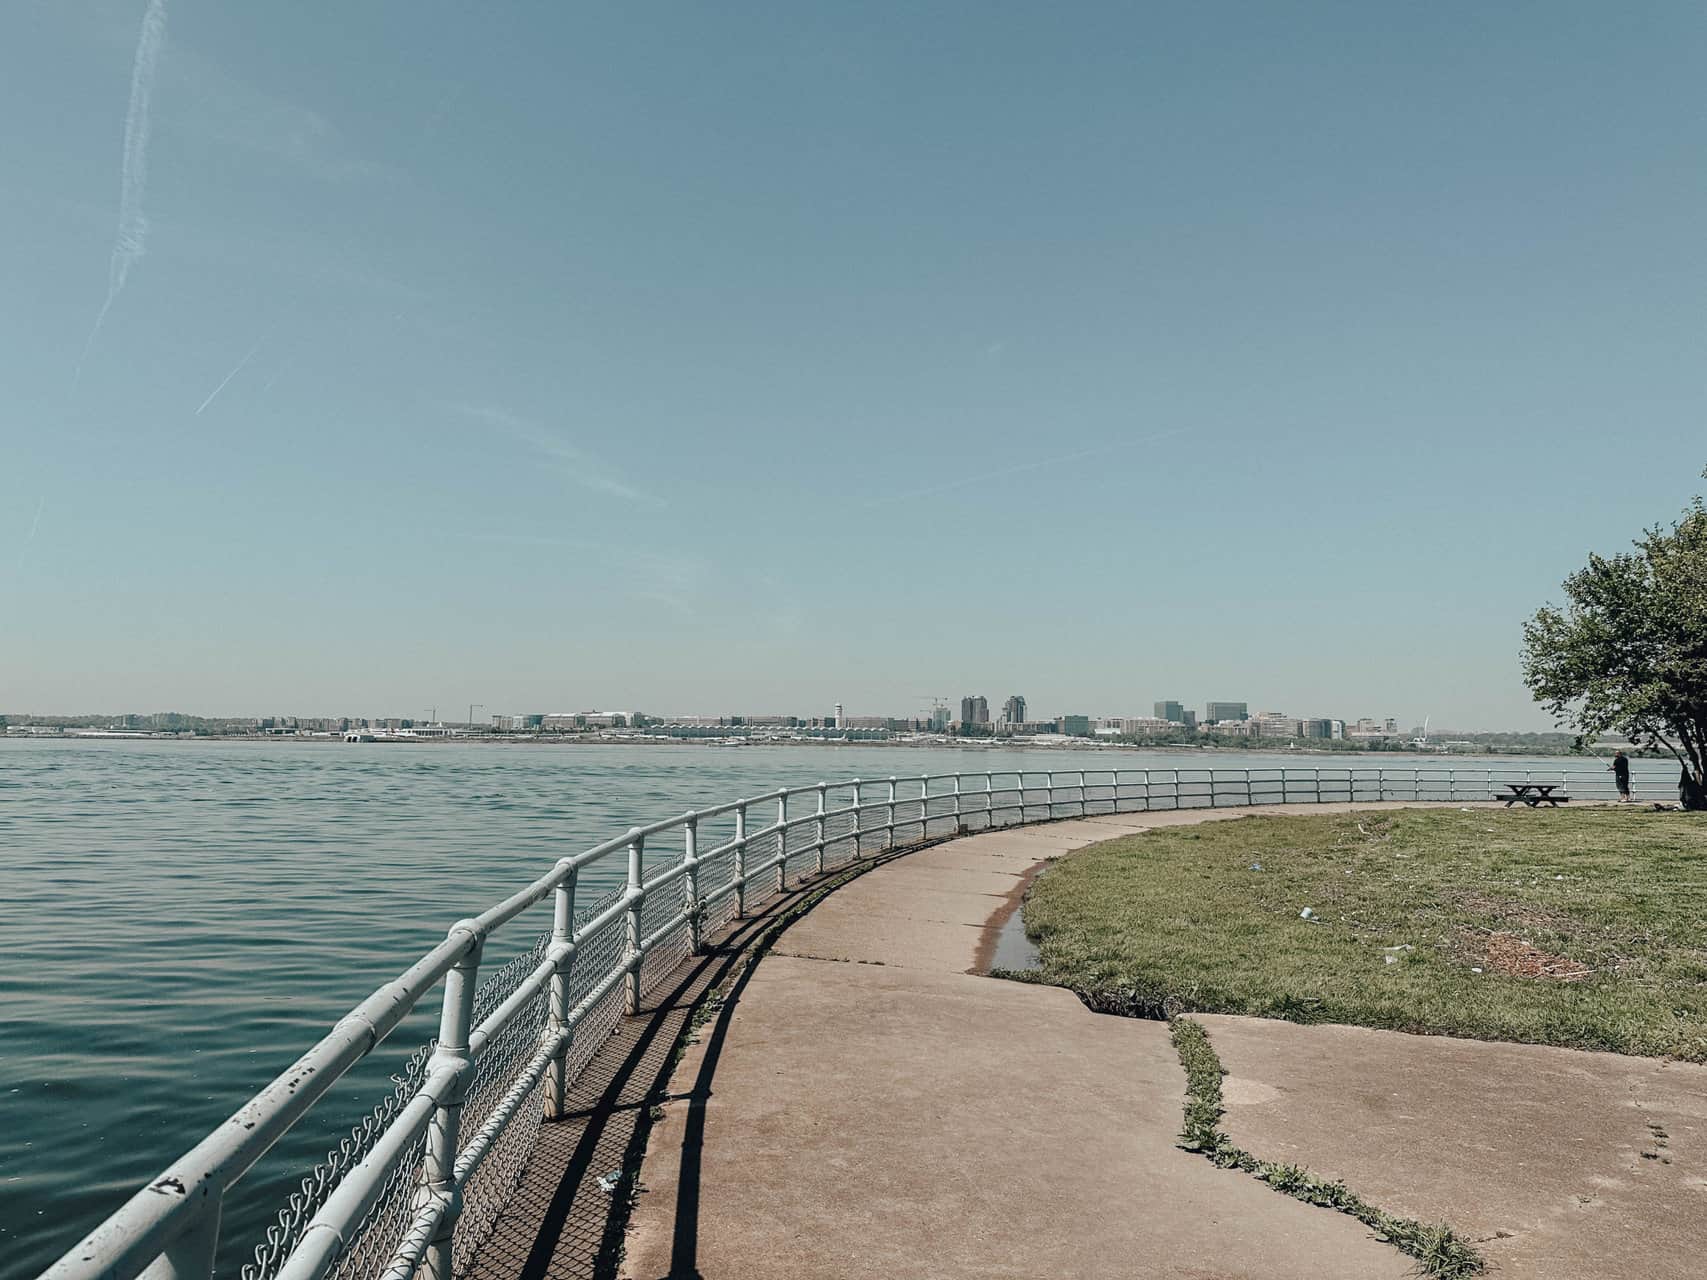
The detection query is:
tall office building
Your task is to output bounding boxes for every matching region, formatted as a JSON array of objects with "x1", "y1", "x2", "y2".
[
  {"x1": 1001, "y1": 694, "x2": 1027, "y2": 724},
  {"x1": 959, "y1": 695, "x2": 990, "y2": 725},
  {"x1": 1155, "y1": 700, "x2": 1186, "y2": 723},
  {"x1": 1205, "y1": 701, "x2": 1249, "y2": 723}
]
